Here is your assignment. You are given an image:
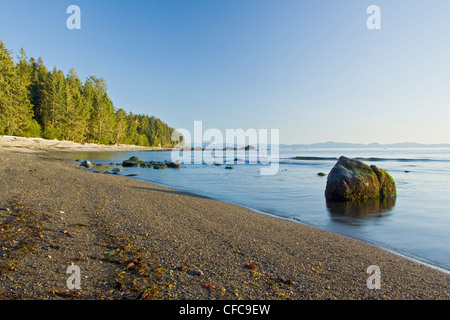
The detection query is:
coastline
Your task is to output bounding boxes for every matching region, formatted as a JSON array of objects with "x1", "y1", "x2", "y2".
[
  {"x1": 0, "y1": 135, "x2": 174, "y2": 153},
  {"x1": 0, "y1": 148, "x2": 449, "y2": 299},
  {"x1": 124, "y1": 175, "x2": 450, "y2": 275}
]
